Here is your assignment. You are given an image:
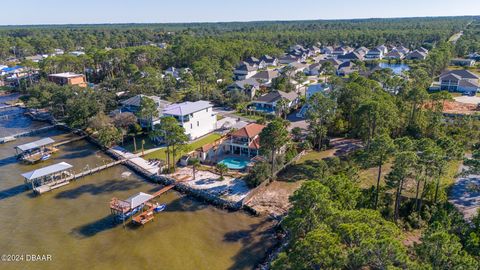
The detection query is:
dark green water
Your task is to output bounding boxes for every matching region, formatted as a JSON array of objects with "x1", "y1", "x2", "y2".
[{"x1": 0, "y1": 130, "x2": 274, "y2": 270}]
